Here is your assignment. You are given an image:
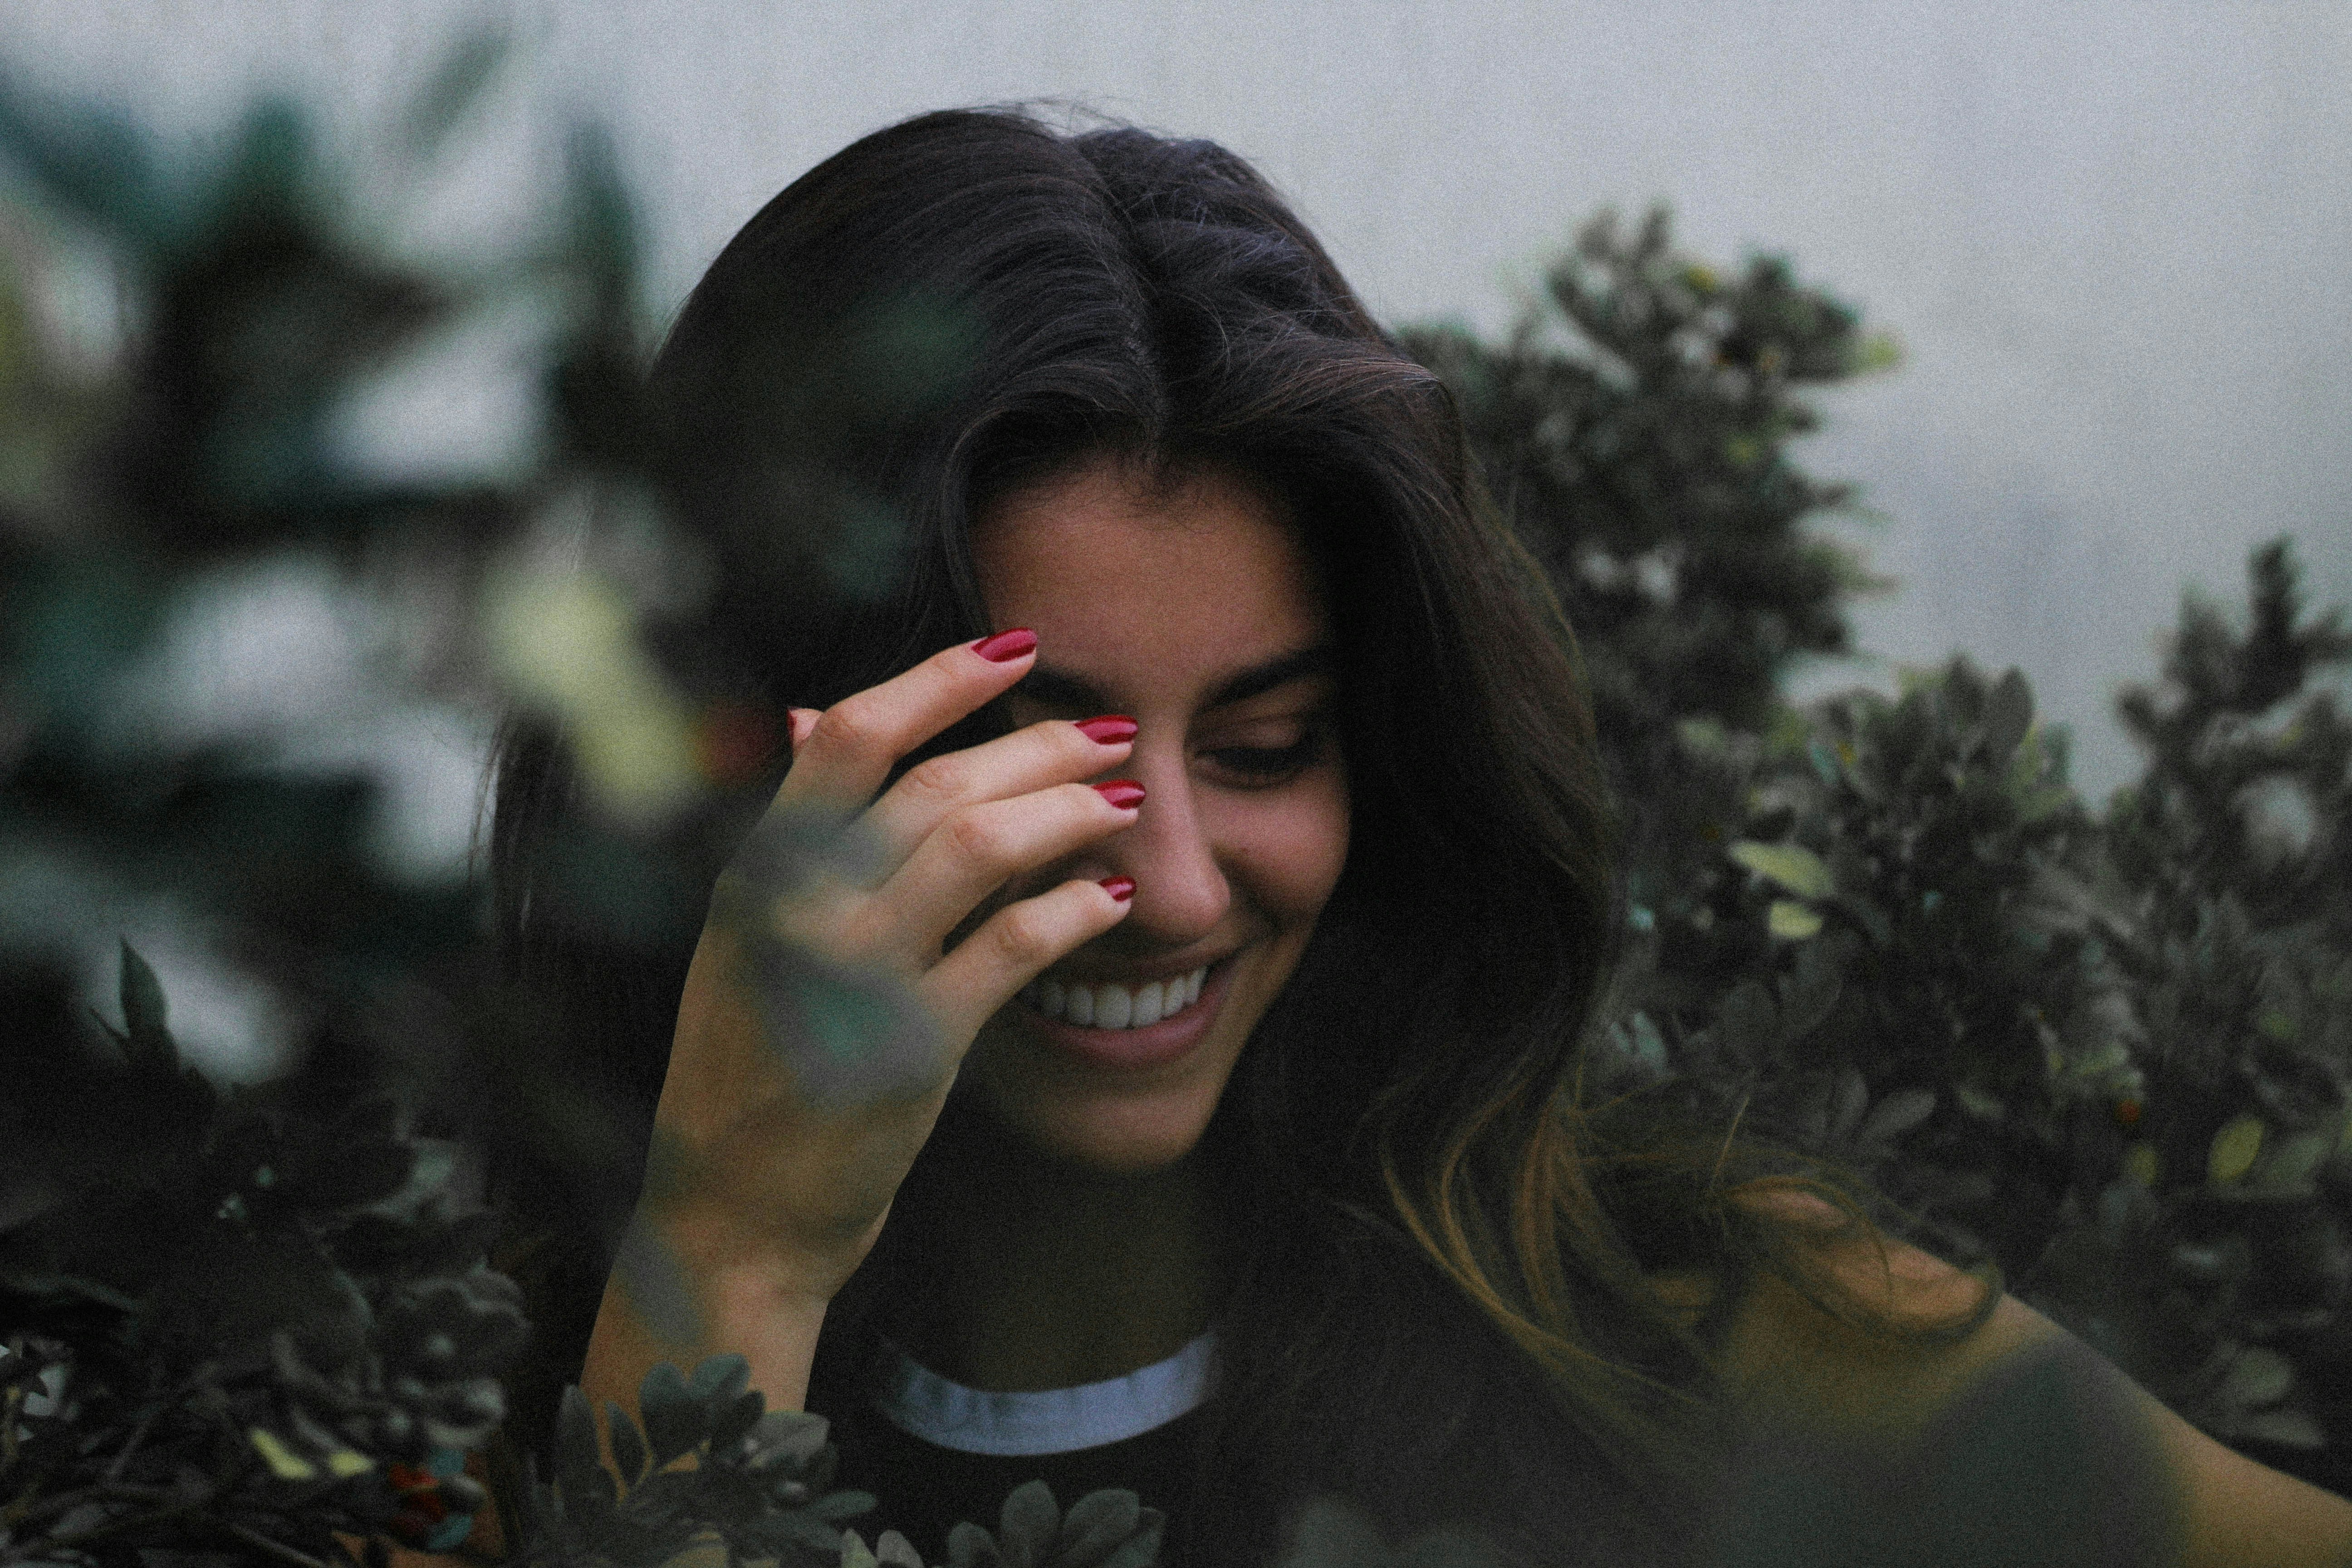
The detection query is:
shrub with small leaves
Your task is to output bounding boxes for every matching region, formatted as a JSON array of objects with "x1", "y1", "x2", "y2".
[
  {"x1": 933, "y1": 1480, "x2": 1163, "y2": 1568},
  {"x1": 508, "y1": 1355, "x2": 873, "y2": 1568},
  {"x1": 509, "y1": 1366, "x2": 1163, "y2": 1568},
  {"x1": 1416, "y1": 219, "x2": 2352, "y2": 1494},
  {"x1": 0, "y1": 948, "x2": 525, "y2": 1565}
]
